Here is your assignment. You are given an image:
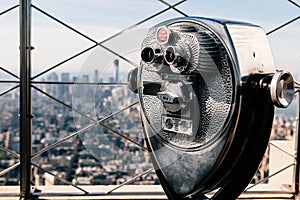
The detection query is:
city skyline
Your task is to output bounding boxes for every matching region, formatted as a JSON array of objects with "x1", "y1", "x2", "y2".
[{"x1": 0, "y1": 80, "x2": 297, "y2": 187}]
